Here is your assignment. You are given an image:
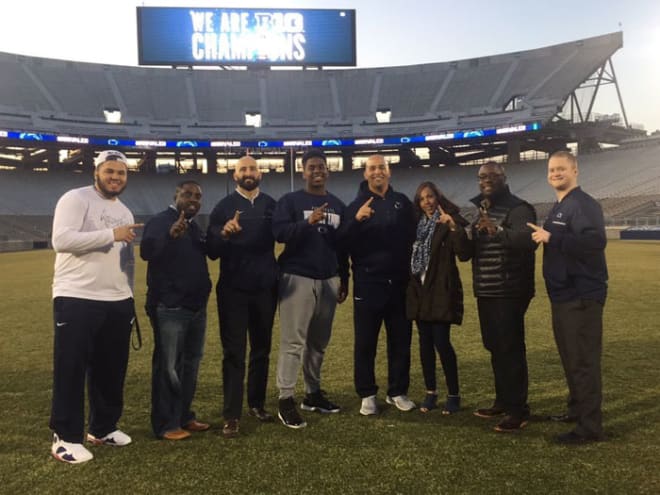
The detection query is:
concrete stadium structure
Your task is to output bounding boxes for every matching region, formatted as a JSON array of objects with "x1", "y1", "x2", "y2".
[
  {"x1": 1, "y1": 30, "x2": 658, "y2": 249},
  {"x1": 0, "y1": 31, "x2": 640, "y2": 170}
]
